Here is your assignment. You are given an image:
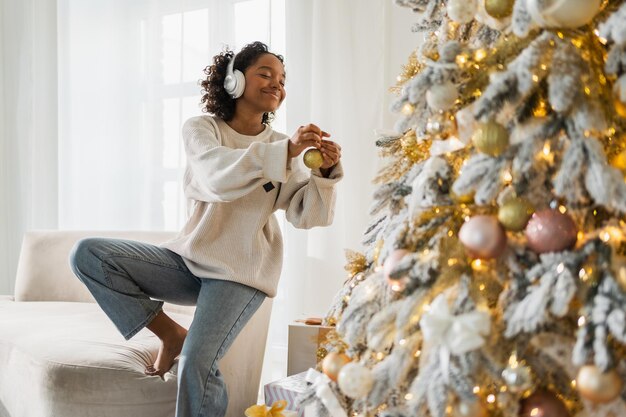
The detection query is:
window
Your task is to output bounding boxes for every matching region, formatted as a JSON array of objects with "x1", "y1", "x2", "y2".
[{"x1": 59, "y1": 0, "x2": 286, "y2": 230}]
